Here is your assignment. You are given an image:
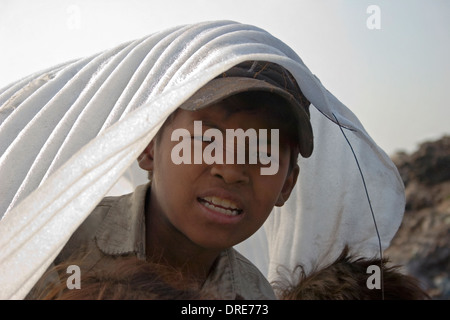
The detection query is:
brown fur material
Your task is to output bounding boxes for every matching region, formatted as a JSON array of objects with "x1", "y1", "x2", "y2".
[
  {"x1": 37, "y1": 255, "x2": 206, "y2": 300},
  {"x1": 275, "y1": 246, "x2": 431, "y2": 300}
]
